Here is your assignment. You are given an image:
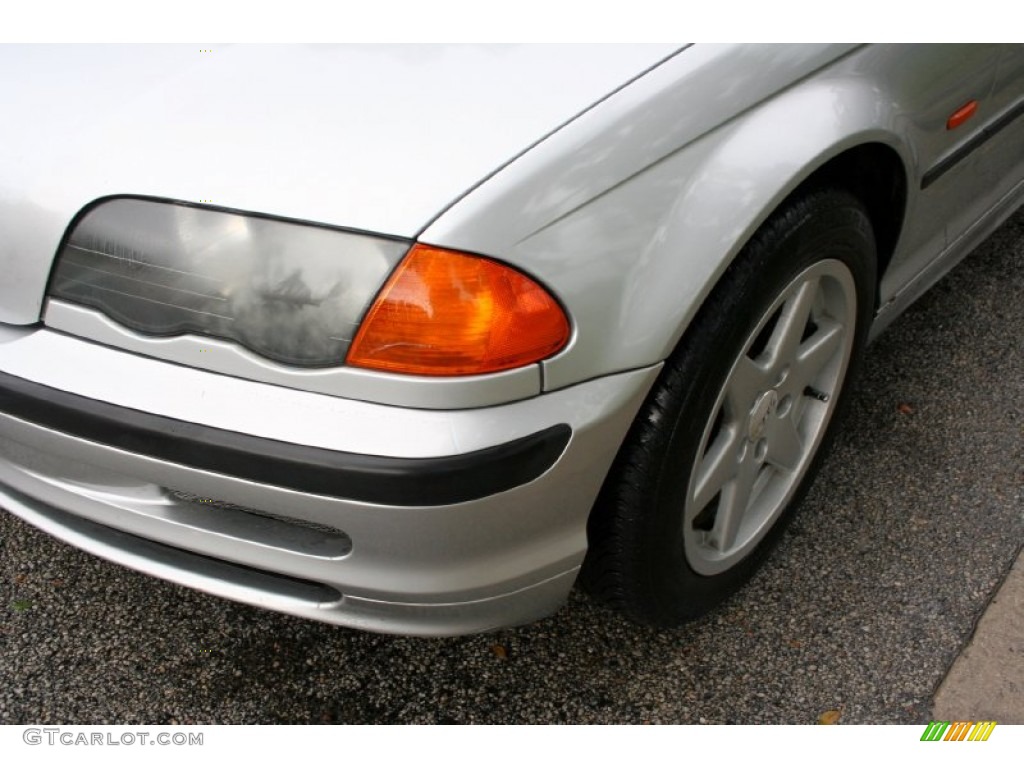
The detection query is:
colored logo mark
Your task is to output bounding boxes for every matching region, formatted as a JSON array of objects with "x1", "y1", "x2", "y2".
[{"x1": 920, "y1": 721, "x2": 996, "y2": 741}]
